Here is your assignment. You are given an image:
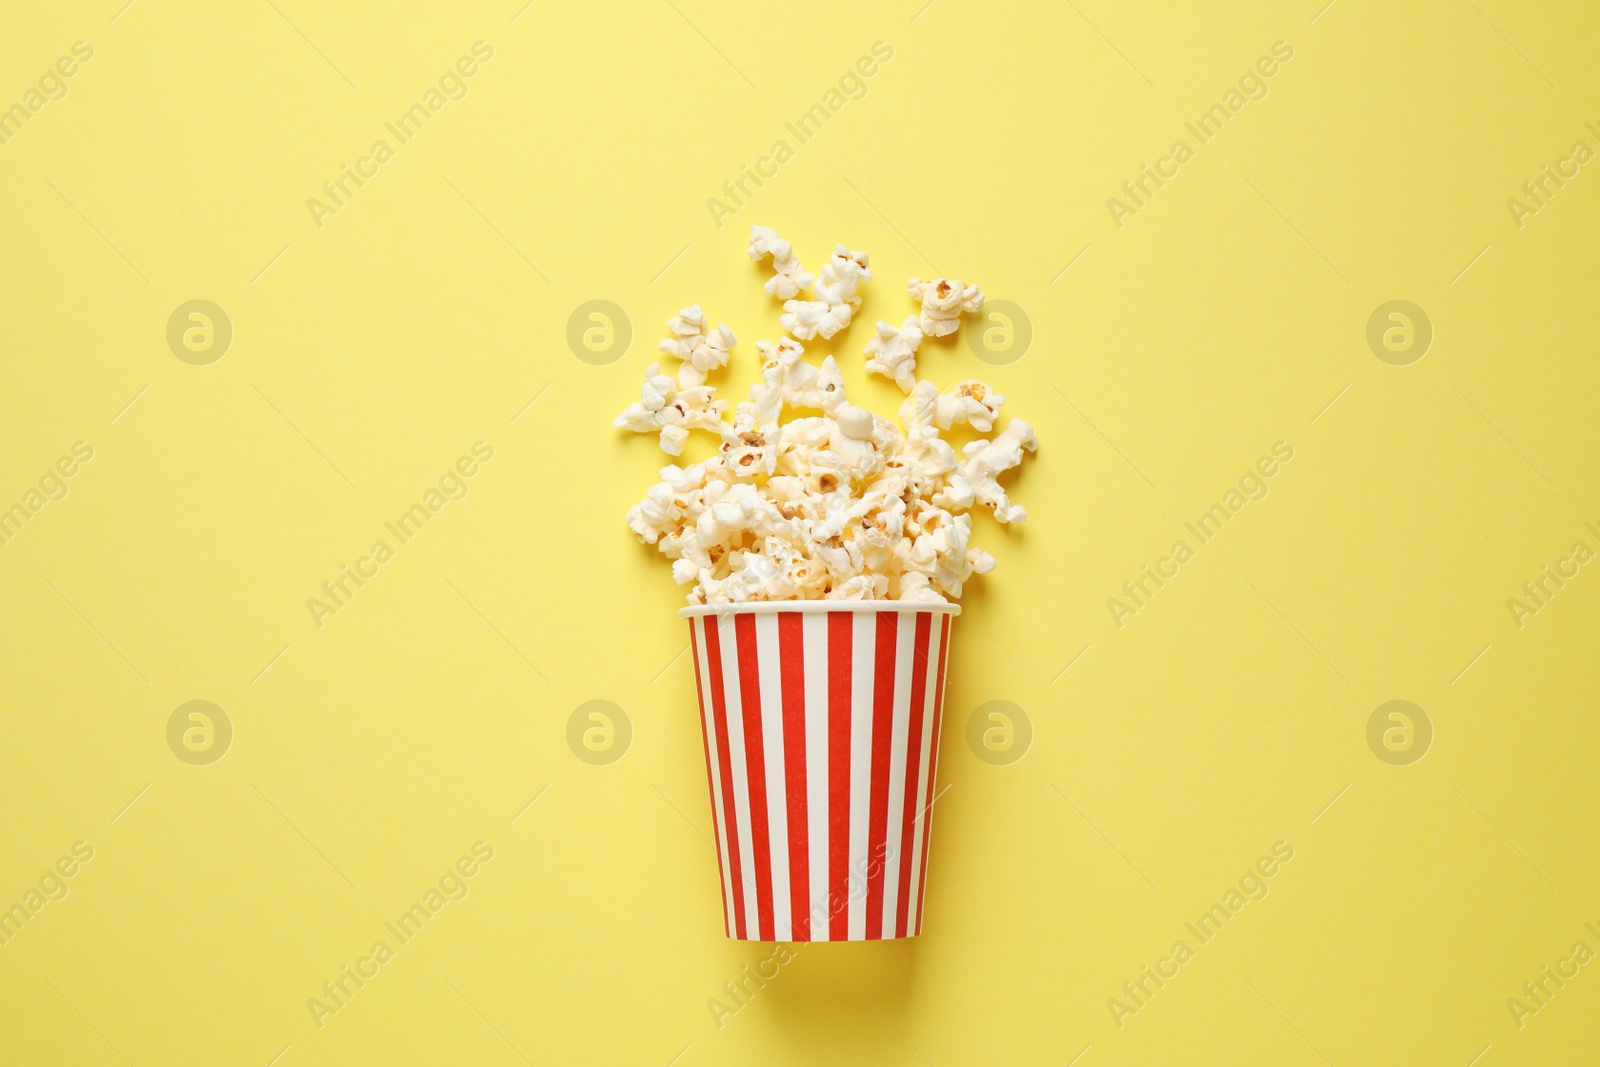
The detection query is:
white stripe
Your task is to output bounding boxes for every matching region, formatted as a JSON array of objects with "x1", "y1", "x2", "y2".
[
  {"x1": 694, "y1": 619, "x2": 738, "y2": 937},
  {"x1": 879, "y1": 612, "x2": 916, "y2": 935},
  {"x1": 754, "y1": 613, "x2": 790, "y2": 941},
  {"x1": 717, "y1": 613, "x2": 760, "y2": 938},
  {"x1": 917, "y1": 618, "x2": 952, "y2": 934},
  {"x1": 803, "y1": 612, "x2": 830, "y2": 940},
  {"x1": 903, "y1": 613, "x2": 942, "y2": 935},
  {"x1": 846, "y1": 610, "x2": 876, "y2": 939}
]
